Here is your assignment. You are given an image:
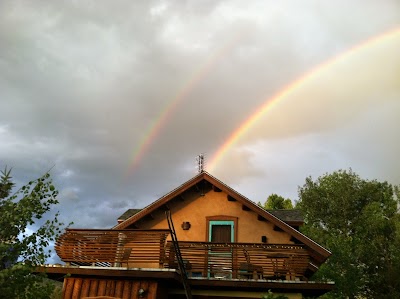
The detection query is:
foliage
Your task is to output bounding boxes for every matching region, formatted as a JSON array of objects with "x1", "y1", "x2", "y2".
[
  {"x1": 261, "y1": 290, "x2": 289, "y2": 299},
  {"x1": 297, "y1": 169, "x2": 400, "y2": 299},
  {"x1": 259, "y1": 193, "x2": 293, "y2": 210},
  {"x1": 50, "y1": 282, "x2": 63, "y2": 299},
  {"x1": 0, "y1": 167, "x2": 68, "y2": 299}
]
